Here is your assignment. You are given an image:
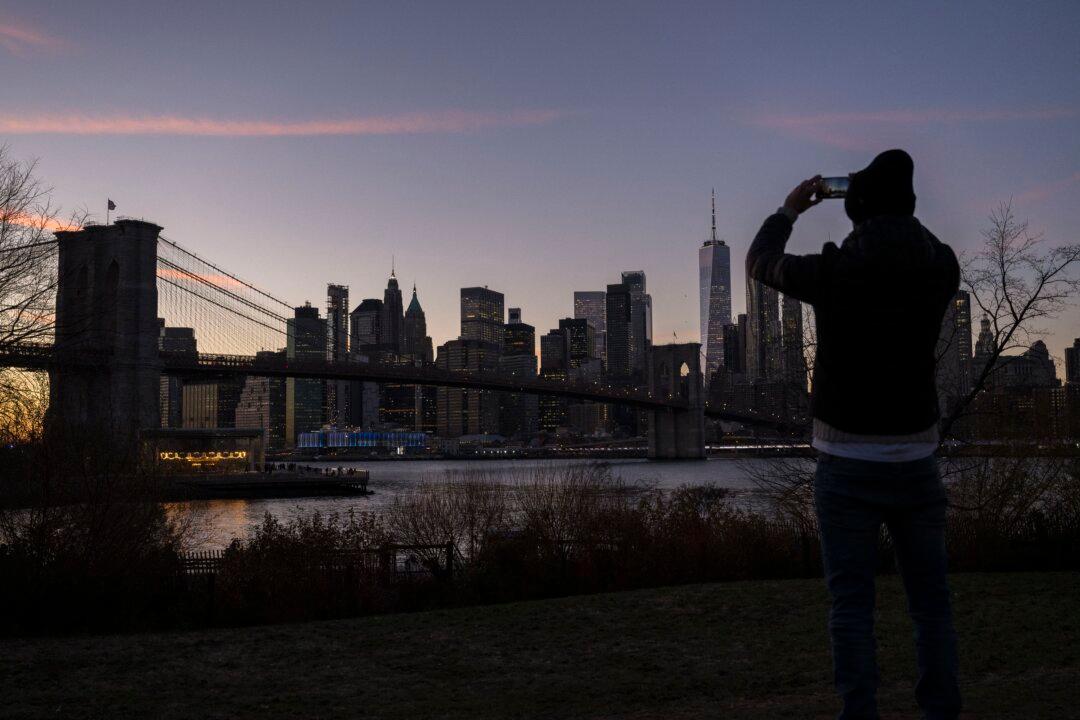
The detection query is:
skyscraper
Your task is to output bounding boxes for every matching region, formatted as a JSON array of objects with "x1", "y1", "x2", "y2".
[
  {"x1": 375, "y1": 269, "x2": 425, "y2": 431},
  {"x1": 605, "y1": 283, "x2": 632, "y2": 380},
  {"x1": 621, "y1": 271, "x2": 652, "y2": 378},
  {"x1": 182, "y1": 380, "x2": 243, "y2": 429},
  {"x1": 378, "y1": 353, "x2": 424, "y2": 430},
  {"x1": 286, "y1": 302, "x2": 326, "y2": 445},
  {"x1": 539, "y1": 328, "x2": 569, "y2": 432},
  {"x1": 699, "y1": 189, "x2": 731, "y2": 383},
  {"x1": 781, "y1": 294, "x2": 808, "y2": 415},
  {"x1": 539, "y1": 329, "x2": 566, "y2": 373},
  {"x1": 157, "y1": 320, "x2": 196, "y2": 428},
  {"x1": 500, "y1": 308, "x2": 539, "y2": 437},
  {"x1": 461, "y1": 286, "x2": 505, "y2": 347},
  {"x1": 348, "y1": 298, "x2": 382, "y2": 431},
  {"x1": 721, "y1": 323, "x2": 743, "y2": 375},
  {"x1": 326, "y1": 283, "x2": 350, "y2": 426},
  {"x1": 936, "y1": 290, "x2": 973, "y2": 410},
  {"x1": 973, "y1": 314, "x2": 995, "y2": 379},
  {"x1": 737, "y1": 313, "x2": 748, "y2": 371},
  {"x1": 503, "y1": 307, "x2": 535, "y2": 358},
  {"x1": 326, "y1": 284, "x2": 350, "y2": 359},
  {"x1": 350, "y1": 298, "x2": 383, "y2": 350},
  {"x1": 573, "y1": 290, "x2": 607, "y2": 365},
  {"x1": 403, "y1": 283, "x2": 434, "y2": 362},
  {"x1": 435, "y1": 339, "x2": 500, "y2": 437},
  {"x1": 559, "y1": 317, "x2": 596, "y2": 369},
  {"x1": 236, "y1": 350, "x2": 287, "y2": 451},
  {"x1": 1067, "y1": 338, "x2": 1080, "y2": 385},
  {"x1": 745, "y1": 278, "x2": 781, "y2": 381},
  {"x1": 382, "y1": 265, "x2": 404, "y2": 353},
  {"x1": 559, "y1": 317, "x2": 603, "y2": 433}
]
